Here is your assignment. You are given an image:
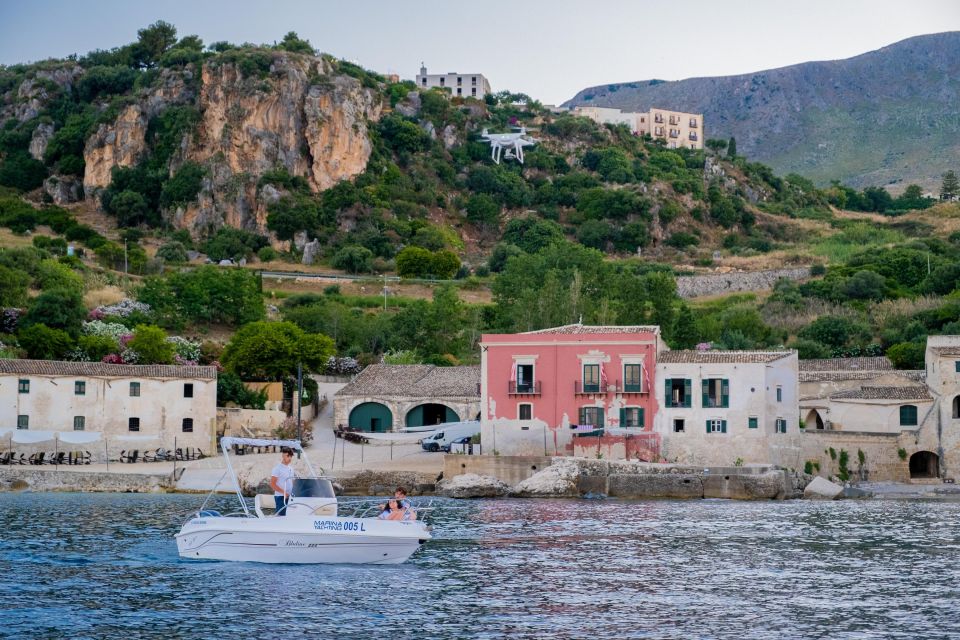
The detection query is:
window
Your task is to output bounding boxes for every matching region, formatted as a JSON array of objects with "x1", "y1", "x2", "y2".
[
  {"x1": 673, "y1": 419, "x2": 685, "y2": 433},
  {"x1": 706, "y1": 419, "x2": 727, "y2": 433},
  {"x1": 578, "y1": 406, "x2": 604, "y2": 428},
  {"x1": 583, "y1": 364, "x2": 601, "y2": 393},
  {"x1": 17, "y1": 415, "x2": 28, "y2": 430},
  {"x1": 518, "y1": 404, "x2": 532, "y2": 421},
  {"x1": 624, "y1": 364, "x2": 643, "y2": 392},
  {"x1": 775, "y1": 418, "x2": 787, "y2": 433},
  {"x1": 75, "y1": 381, "x2": 86, "y2": 395},
  {"x1": 955, "y1": 361, "x2": 960, "y2": 373},
  {"x1": 130, "y1": 382, "x2": 140, "y2": 397},
  {"x1": 456, "y1": 88, "x2": 462, "y2": 96},
  {"x1": 439, "y1": 77, "x2": 445, "y2": 86},
  {"x1": 472, "y1": 76, "x2": 477, "y2": 84},
  {"x1": 74, "y1": 416, "x2": 85, "y2": 431},
  {"x1": 621, "y1": 407, "x2": 644, "y2": 429},
  {"x1": 182, "y1": 418, "x2": 194, "y2": 433},
  {"x1": 665, "y1": 378, "x2": 692, "y2": 408},
  {"x1": 184, "y1": 383, "x2": 194, "y2": 398},
  {"x1": 421, "y1": 77, "x2": 427, "y2": 86},
  {"x1": 776, "y1": 386, "x2": 783, "y2": 402},
  {"x1": 702, "y1": 379, "x2": 729, "y2": 408},
  {"x1": 471, "y1": 88, "x2": 477, "y2": 96},
  {"x1": 457, "y1": 76, "x2": 462, "y2": 85},
  {"x1": 900, "y1": 405, "x2": 918, "y2": 426},
  {"x1": 18, "y1": 379, "x2": 29, "y2": 394},
  {"x1": 748, "y1": 416, "x2": 758, "y2": 429},
  {"x1": 516, "y1": 364, "x2": 534, "y2": 392},
  {"x1": 128, "y1": 417, "x2": 140, "y2": 432}
]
